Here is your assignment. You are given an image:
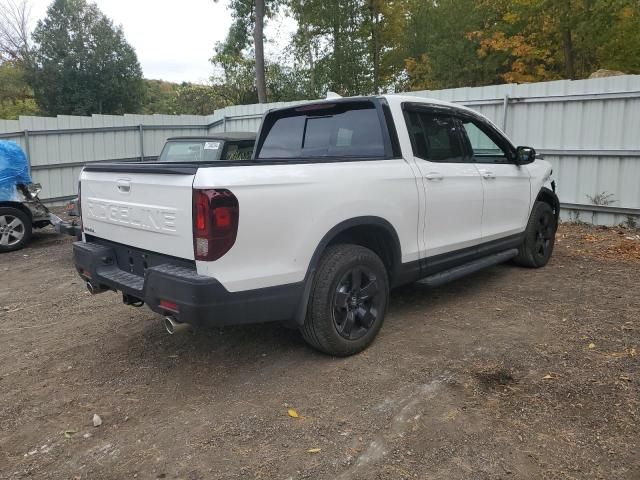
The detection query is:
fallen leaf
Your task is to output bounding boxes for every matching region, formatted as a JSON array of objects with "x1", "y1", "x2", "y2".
[
  {"x1": 287, "y1": 409, "x2": 299, "y2": 418},
  {"x1": 64, "y1": 429, "x2": 78, "y2": 438},
  {"x1": 588, "y1": 343, "x2": 596, "y2": 349},
  {"x1": 307, "y1": 448, "x2": 321, "y2": 453},
  {"x1": 542, "y1": 374, "x2": 554, "y2": 380}
]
